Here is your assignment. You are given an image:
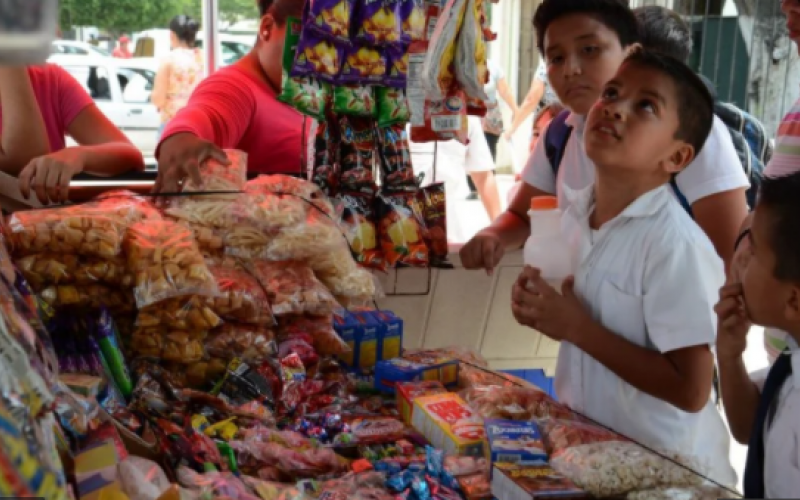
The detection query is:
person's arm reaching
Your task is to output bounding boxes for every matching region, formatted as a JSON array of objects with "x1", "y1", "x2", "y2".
[
  {"x1": 506, "y1": 78, "x2": 544, "y2": 139},
  {"x1": 151, "y1": 60, "x2": 171, "y2": 110},
  {"x1": 154, "y1": 73, "x2": 255, "y2": 192},
  {"x1": 497, "y1": 77, "x2": 518, "y2": 115},
  {"x1": 0, "y1": 67, "x2": 50, "y2": 174}
]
